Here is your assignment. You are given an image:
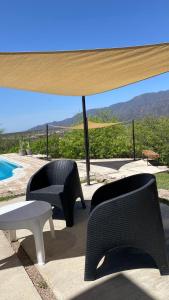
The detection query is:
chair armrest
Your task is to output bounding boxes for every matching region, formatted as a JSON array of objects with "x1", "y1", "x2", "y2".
[
  {"x1": 63, "y1": 165, "x2": 82, "y2": 199},
  {"x1": 91, "y1": 174, "x2": 156, "y2": 211},
  {"x1": 26, "y1": 165, "x2": 48, "y2": 196},
  {"x1": 91, "y1": 179, "x2": 127, "y2": 211},
  {"x1": 63, "y1": 168, "x2": 77, "y2": 193}
]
